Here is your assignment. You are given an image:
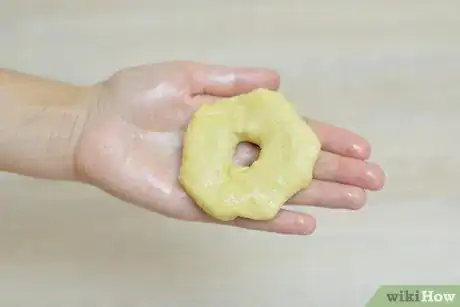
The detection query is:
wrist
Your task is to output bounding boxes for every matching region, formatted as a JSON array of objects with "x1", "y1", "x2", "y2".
[
  {"x1": 72, "y1": 83, "x2": 104, "y2": 184},
  {"x1": 0, "y1": 71, "x2": 100, "y2": 181},
  {"x1": 67, "y1": 85, "x2": 101, "y2": 182}
]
